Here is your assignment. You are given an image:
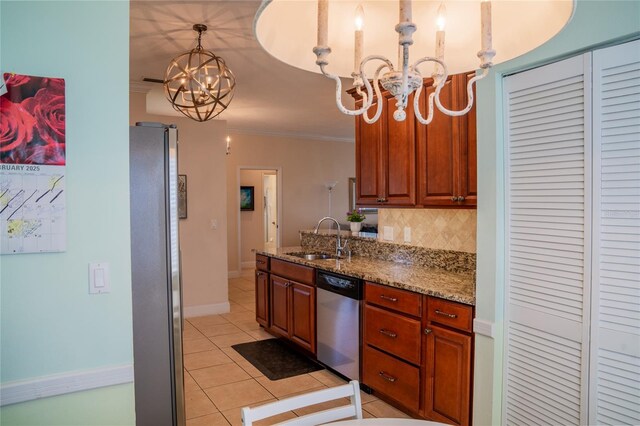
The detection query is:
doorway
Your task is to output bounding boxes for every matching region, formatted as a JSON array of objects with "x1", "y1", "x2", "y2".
[
  {"x1": 263, "y1": 172, "x2": 277, "y2": 251},
  {"x1": 238, "y1": 167, "x2": 281, "y2": 271}
]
